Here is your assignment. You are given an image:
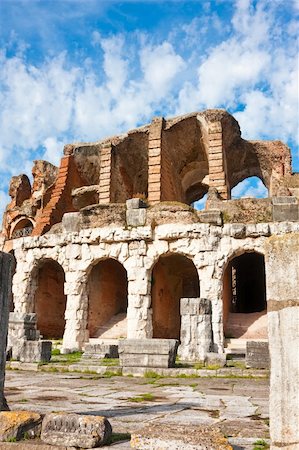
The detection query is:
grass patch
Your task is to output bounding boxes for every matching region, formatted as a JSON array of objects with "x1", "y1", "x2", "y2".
[
  {"x1": 128, "y1": 393, "x2": 155, "y2": 402},
  {"x1": 51, "y1": 351, "x2": 83, "y2": 364},
  {"x1": 101, "y1": 369, "x2": 122, "y2": 378},
  {"x1": 252, "y1": 439, "x2": 270, "y2": 450},
  {"x1": 17, "y1": 398, "x2": 28, "y2": 403},
  {"x1": 51, "y1": 348, "x2": 61, "y2": 356},
  {"x1": 144, "y1": 370, "x2": 162, "y2": 379},
  {"x1": 100, "y1": 358, "x2": 119, "y2": 367}
]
